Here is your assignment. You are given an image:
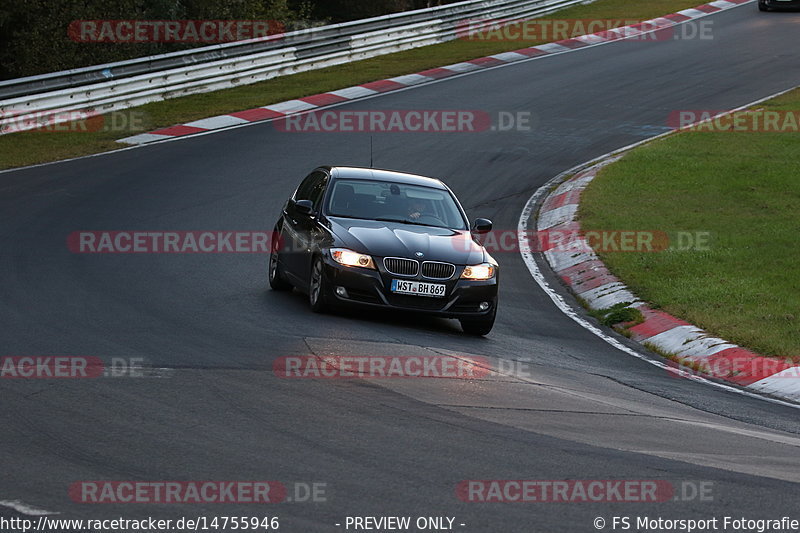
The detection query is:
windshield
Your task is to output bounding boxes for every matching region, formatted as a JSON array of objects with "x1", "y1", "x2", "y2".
[{"x1": 326, "y1": 179, "x2": 467, "y2": 230}]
